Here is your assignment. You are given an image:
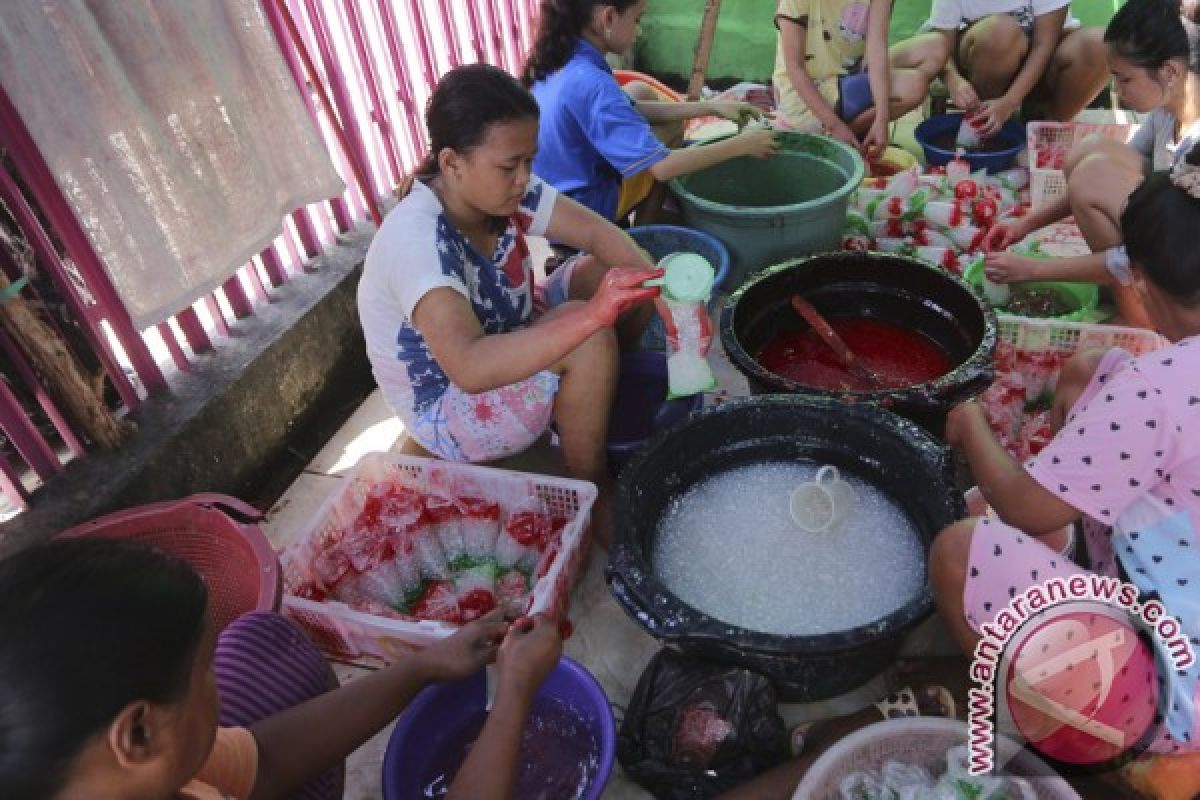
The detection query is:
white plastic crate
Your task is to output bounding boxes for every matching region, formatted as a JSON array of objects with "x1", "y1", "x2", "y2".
[
  {"x1": 984, "y1": 317, "x2": 1168, "y2": 459},
  {"x1": 1027, "y1": 120, "x2": 1132, "y2": 170},
  {"x1": 996, "y1": 315, "x2": 1165, "y2": 356},
  {"x1": 281, "y1": 453, "x2": 597, "y2": 665}
]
